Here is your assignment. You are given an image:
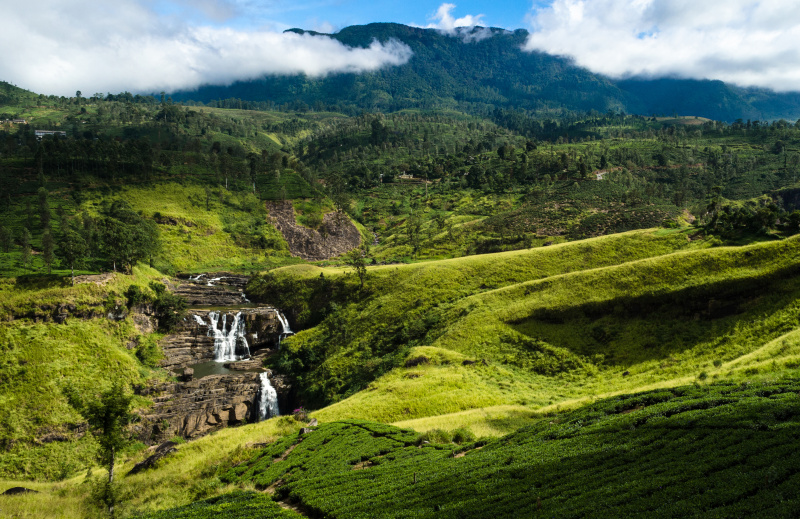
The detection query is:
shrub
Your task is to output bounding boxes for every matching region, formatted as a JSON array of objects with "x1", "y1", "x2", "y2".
[
  {"x1": 416, "y1": 429, "x2": 452, "y2": 445},
  {"x1": 405, "y1": 356, "x2": 430, "y2": 368},
  {"x1": 146, "y1": 281, "x2": 187, "y2": 332},
  {"x1": 292, "y1": 407, "x2": 309, "y2": 422},
  {"x1": 136, "y1": 336, "x2": 163, "y2": 368},
  {"x1": 452, "y1": 427, "x2": 477, "y2": 445},
  {"x1": 125, "y1": 284, "x2": 151, "y2": 308}
]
